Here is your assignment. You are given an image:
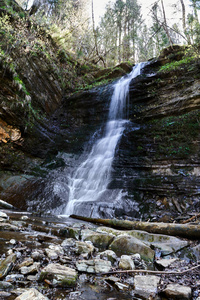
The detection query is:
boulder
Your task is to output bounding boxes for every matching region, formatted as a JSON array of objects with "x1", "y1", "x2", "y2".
[
  {"x1": 134, "y1": 275, "x2": 160, "y2": 299},
  {"x1": 15, "y1": 288, "x2": 49, "y2": 300},
  {"x1": 109, "y1": 235, "x2": 155, "y2": 262},
  {"x1": 119, "y1": 255, "x2": 135, "y2": 270},
  {"x1": 98, "y1": 227, "x2": 189, "y2": 256},
  {"x1": 163, "y1": 283, "x2": 192, "y2": 300},
  {"x1": 39, "y1": 263, "x2": 77, "y2": 287},
  {"x1": 81, "y1": 229, "x2": 114, "y2": 249}
]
